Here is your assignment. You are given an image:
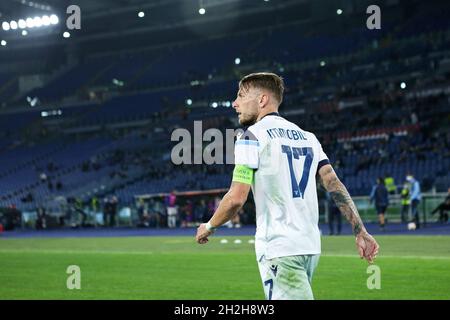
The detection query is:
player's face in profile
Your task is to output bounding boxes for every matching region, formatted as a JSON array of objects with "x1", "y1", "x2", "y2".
[{"x1": 232, "y1": 86, "x2": 260, "y2": 126}]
